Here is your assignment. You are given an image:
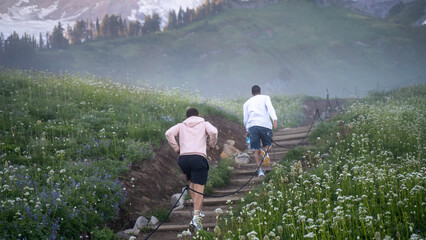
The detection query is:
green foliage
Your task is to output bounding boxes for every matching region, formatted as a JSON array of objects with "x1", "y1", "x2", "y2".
[
  {"x1": 0, "y1": 69, "x2": 245, "y2": 239},
  {"x1": 149, "y1": 208, "x2": 172, "y2": 223},
  {"x1": 205, "y1": 158, "x2": 234, "y2": 194},
  {"x1": 281, "y1": 146, "x2": 308, "y2": 163},
  {"x1": 92, "y1": 227, "x2": 115, "y2": 240},
  {"x1": 198, "y1": 84, "x2": 426, "y2": 240}
]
